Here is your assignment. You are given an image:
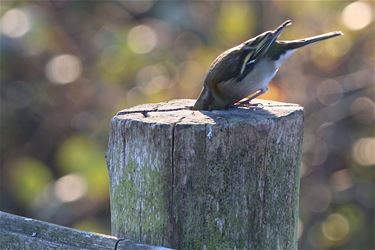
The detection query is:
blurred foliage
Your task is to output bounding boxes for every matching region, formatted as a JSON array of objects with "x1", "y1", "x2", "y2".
[
  {"x1": 9, "y1": 157, "x2": 53, "y2": 205},
  {"x1": 56, "y1": 135, "x2": 108, "y2": 200},
  {"x1": 0, "y1": 0, "x2": 374, "y2": 249}
]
